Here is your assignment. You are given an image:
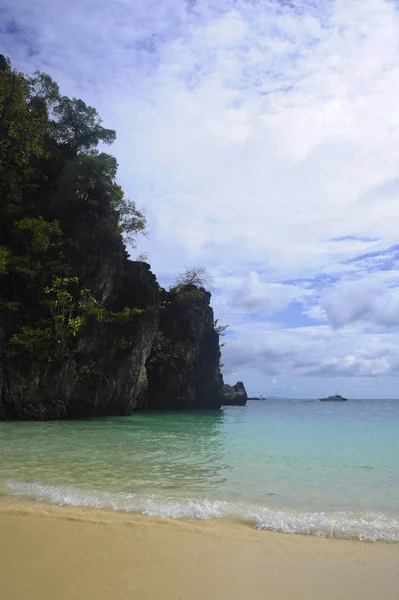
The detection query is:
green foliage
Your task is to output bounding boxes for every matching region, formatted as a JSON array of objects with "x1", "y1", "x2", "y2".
[
  {"x1": 51, "y1": 96, "x2": 116, "y2": 152},
  {"x1": 0, "y1": 59, "x2": 48, "y2": 222},
  {"x1": 169, "y1": 286, "x2": 204, "y2": 301},
  {"x1": 118, "y1": 337, "x2": 132, "y2": 350},
  {"x1": 0, "y1": 57, "x2": 149, "y2": 368},
  {"x1": 160, "y1": 298, "x2": 172, "y2": 309},
  {"x1": 7, "y1": 277, "x2": 99, "y2": 361},
  {"x1": 42, "y1": 277, "x2": 98, "y2": 357},
  {"x1": 59, "y1": 151, "x2": 120, "y2": 206},
  {"x1": 0, "y1": 246, "x2": 10, "y2": 275},
  {"x1": 213, "y1": 319, "x2": 228, "y2": 336},
  {"x1": 172, "y1": 266, "x2": 213, "y2": 291},
  {"x1": 100, "y1": 306, "x2": 144, "y2": 325},
  {"x1": 0, "y1": 299, "x2": 20, "y2": 312},
  {"x1": 0, "y1": 61, "x2": 47, "y2": 171},
  {"x1": 117, "y1": 197, "x2": 147, "y2": 245},
  {"x1": 79, "y1": 361, "x2": 97, "y2": 374},
  {"x1": 9, "y1": 327, "x2": 55, "y2": 360},
  {"x1": 0, "y1": 56, "x2": 145, "y2": 251},
  {"x1": 50, "y1": 150, "x2": 146, "y2": 244},
  {"x1": 29, "y1": 71, "x2": 60, "y2": 113},
  {"x1": 147, "y1": 332, "x2": 181, "y2": 371},
  {"x1": 13, "y1": 217, "x2": 62, "y2": 254},
  {"x1": 88, "y1": 303, "x2": 143, "y2": 324},
  {"x1": 214, "y1": 320, "x2": 228, "y2": 370}
]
